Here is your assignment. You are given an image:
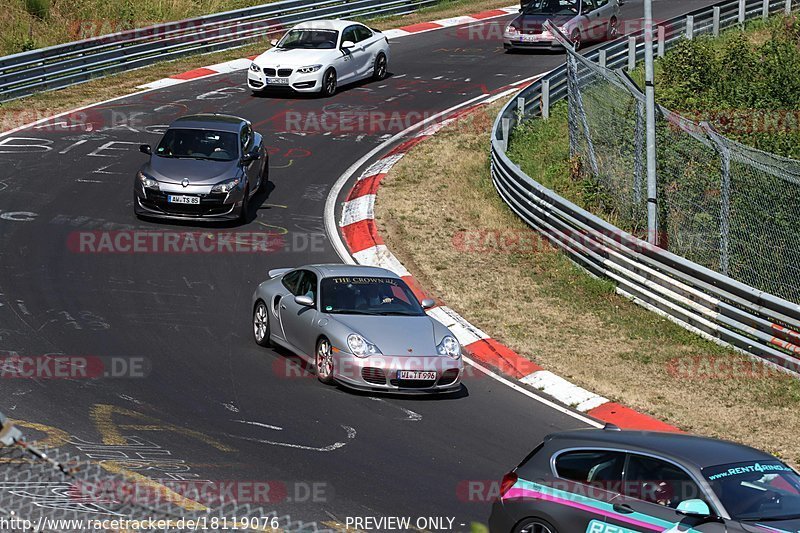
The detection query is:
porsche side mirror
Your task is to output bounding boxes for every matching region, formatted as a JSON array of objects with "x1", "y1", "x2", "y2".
[
  {"x1": 295, "y1": 295, "x2": 314, "y2": 307},
  {"x1": 242, "y1": 150, "x2": 260, "y2": 163},
  {"x1": 421, "y1": 298, "x2": 436, "y2": 309},
  {"x1": 139, "y1": 144, "x2": 151, "y2": 155}
]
